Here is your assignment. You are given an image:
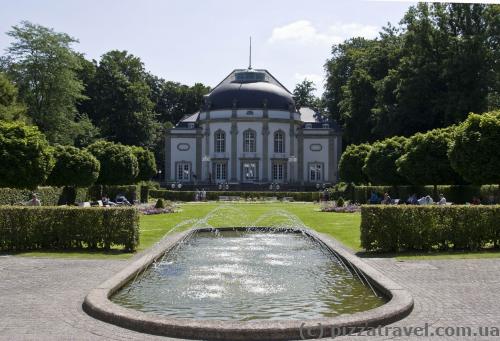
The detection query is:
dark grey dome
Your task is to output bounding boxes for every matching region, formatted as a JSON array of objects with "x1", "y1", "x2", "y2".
[{"x1": 206, "y1": 75, "x2": 295, "y2": 111}]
